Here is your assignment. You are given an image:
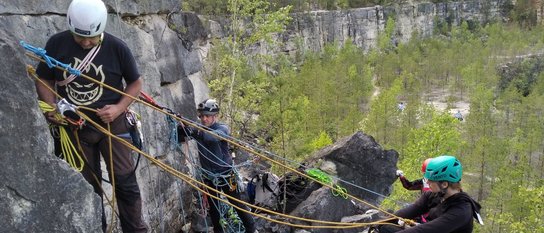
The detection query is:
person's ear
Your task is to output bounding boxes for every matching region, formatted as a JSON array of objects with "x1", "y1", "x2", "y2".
[{"x1": 441, "y1": 182, "x2": 449, "y2": 189}]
